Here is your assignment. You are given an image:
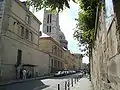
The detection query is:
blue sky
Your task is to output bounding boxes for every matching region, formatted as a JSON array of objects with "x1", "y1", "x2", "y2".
[
  {"x1": 59, "y1": 2, "x2": 80, "y2": 54},
  {"x1": 20, "y1": 0, "x2": 89, "y2": 64},
  {"x1": 59, "y1": 1, "x2": 89, "y2": 64}
]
